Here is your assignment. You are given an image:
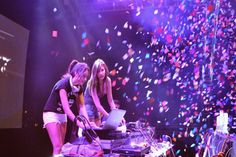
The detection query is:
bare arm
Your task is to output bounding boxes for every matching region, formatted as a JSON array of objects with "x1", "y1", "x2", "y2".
[
  {"x1": 76, "y1": 92, "x2": 97, "y2": 128},
  {"x1": 106, "y1": 77, "x2": 116, "y2": 110},
  {"x1": 77, "y1": 93, "x2": 89, "y2": 120},
  {"x1": 59, "y1": 89, "x2": 83, "y2": 128},
  {"x1": 91, "y1": 88, "x2": 109, "y2": 117},
  {"x1": 107, "y1": 77, "x2": 126, "y2": 124}
]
